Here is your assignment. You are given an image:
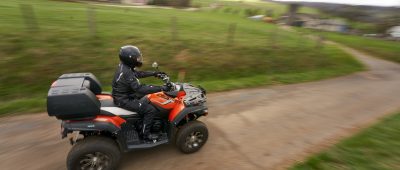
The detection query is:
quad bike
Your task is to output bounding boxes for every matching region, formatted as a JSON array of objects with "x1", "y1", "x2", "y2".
[{"x1": 47, "y1": 62, "x2": 208, "y2": 170}]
